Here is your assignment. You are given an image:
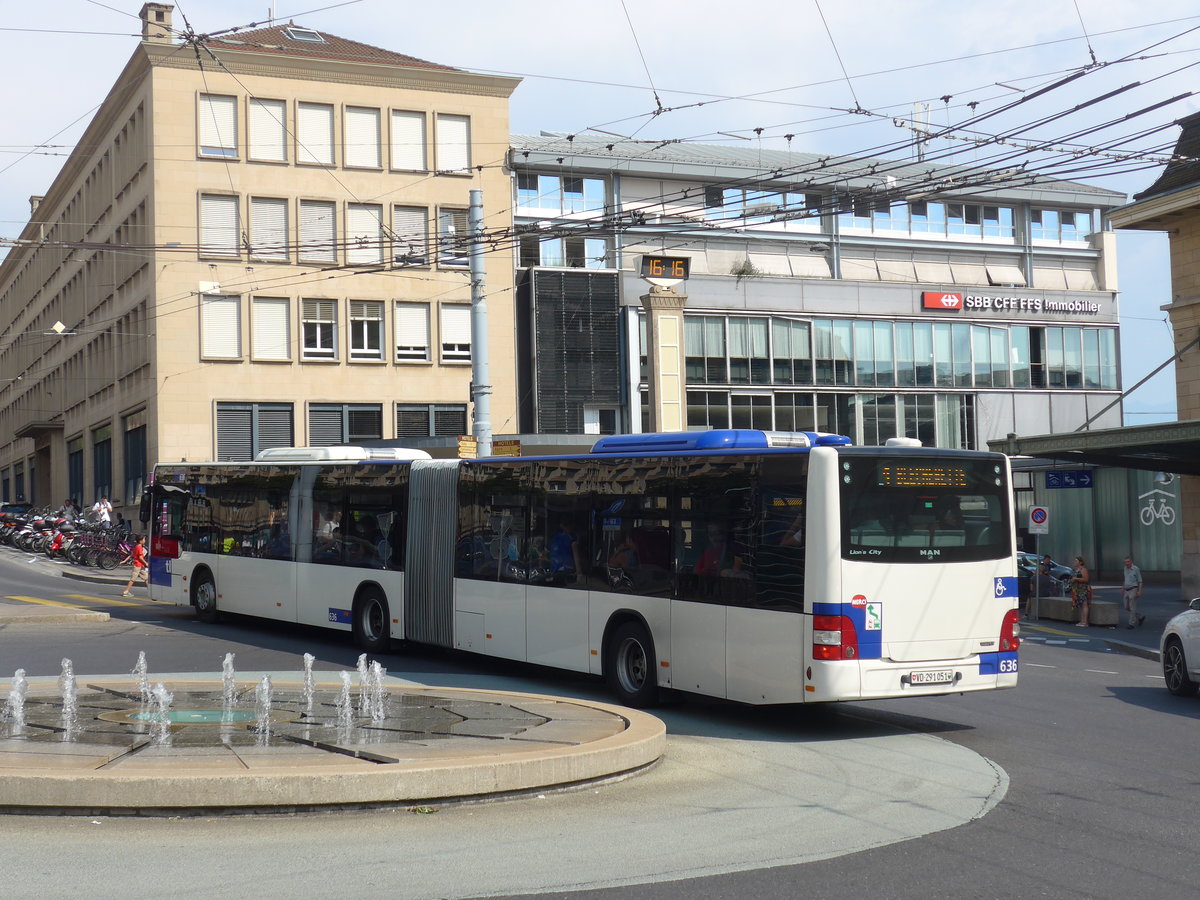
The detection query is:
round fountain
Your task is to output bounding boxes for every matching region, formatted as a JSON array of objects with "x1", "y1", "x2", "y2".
[{"x1": 0, "y1": 652, "x2": 665, "y2": 816}]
